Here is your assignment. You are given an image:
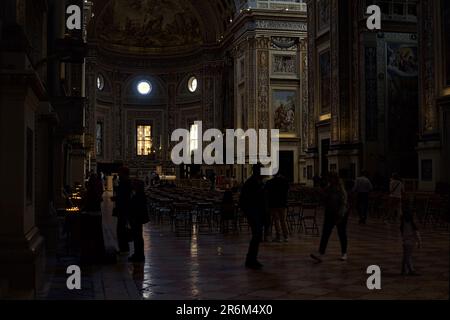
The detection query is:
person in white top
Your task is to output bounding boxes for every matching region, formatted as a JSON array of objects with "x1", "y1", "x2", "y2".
[
  {"x1": 387, "y1": 173, "x2": 405, "y2": 223},
  {"x1": 352, "y1": 171, "x2": 373, "y2": 224}
]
